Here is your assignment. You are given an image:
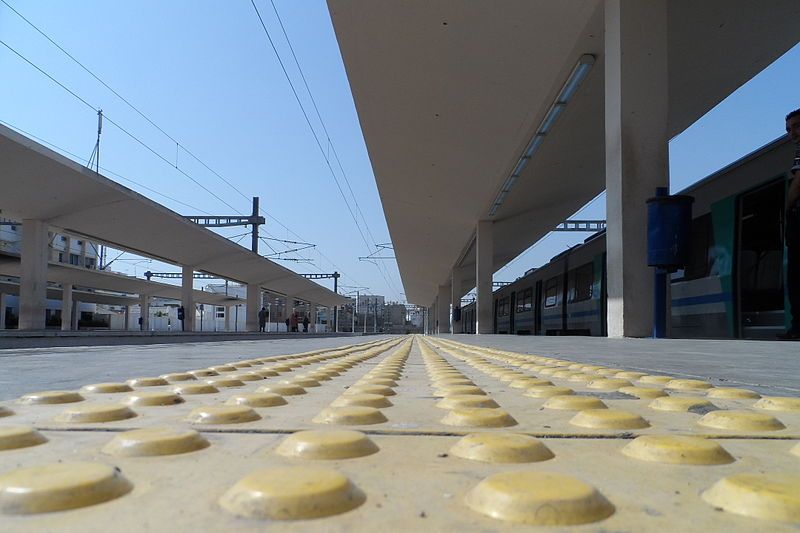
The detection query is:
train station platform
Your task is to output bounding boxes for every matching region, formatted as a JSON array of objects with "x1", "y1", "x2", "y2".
[
  {"x1": 0, "y1": 330, "x2": 365, "y2": 349},
  {"x1": 434, "y1": 335, "x2": 800, "y2": 398},
  {"x1": 0, "y1": 335, "x2": 383, "y2": 401},
  {"x1": 0, "y1": 335, "x2": 798, "y2": 530}
]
